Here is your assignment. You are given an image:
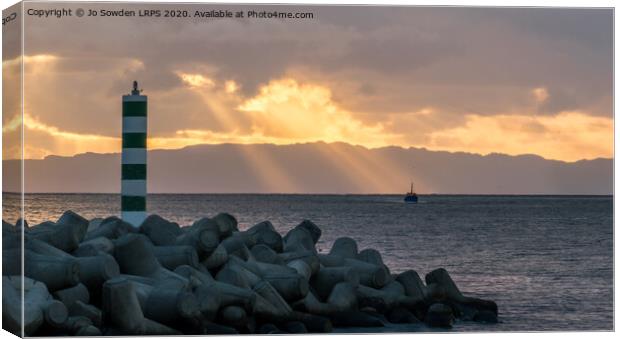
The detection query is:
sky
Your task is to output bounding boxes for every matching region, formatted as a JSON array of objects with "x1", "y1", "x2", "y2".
[{"x1": 2, "y1": 4, "x2": 614, "y2": 162}]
